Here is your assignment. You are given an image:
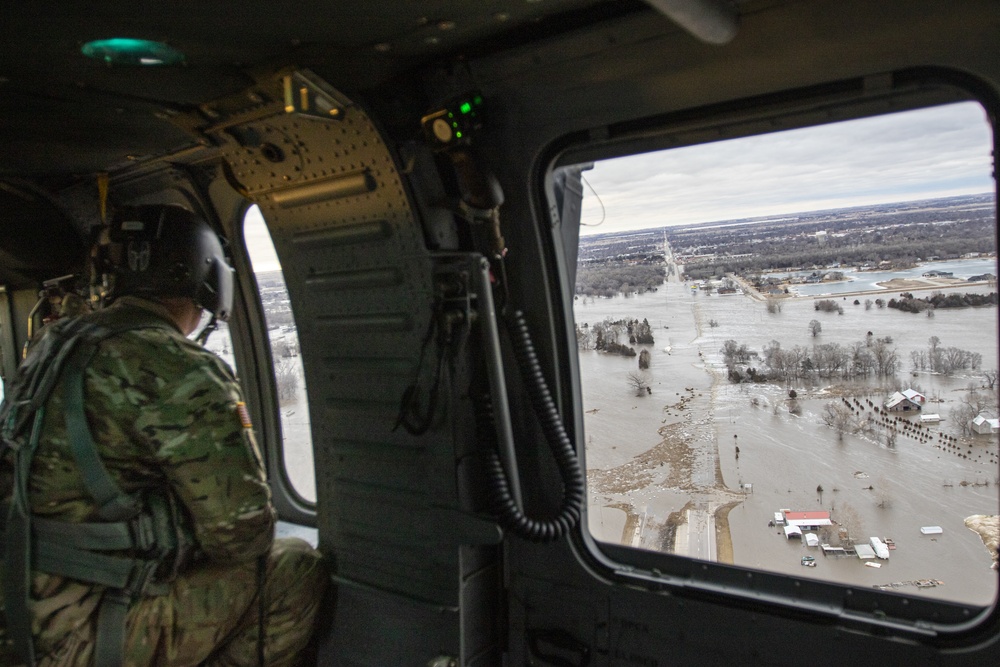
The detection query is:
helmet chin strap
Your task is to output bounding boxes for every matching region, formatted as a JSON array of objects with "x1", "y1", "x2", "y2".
[{"x1": 194, "y1": 312, "x2": 219, "y2": 345}]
